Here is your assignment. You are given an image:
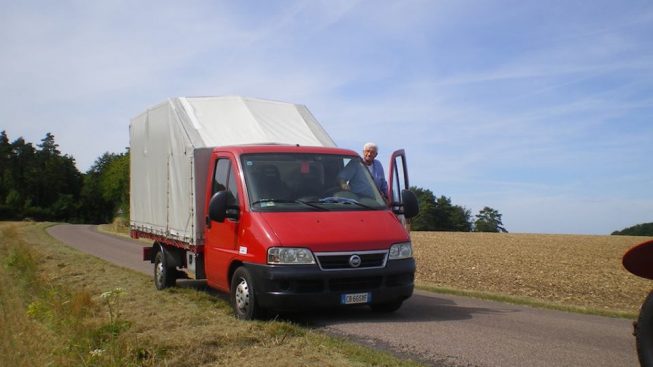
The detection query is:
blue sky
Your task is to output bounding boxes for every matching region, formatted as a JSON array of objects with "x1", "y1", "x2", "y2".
[{"x1": 1, "y1": 1, "x2": 652, "y2": 234}]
